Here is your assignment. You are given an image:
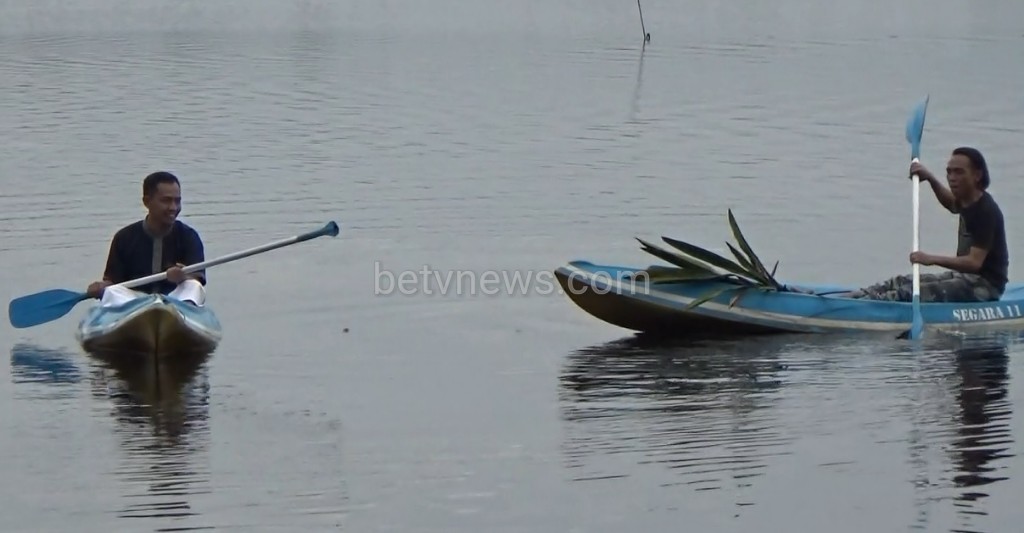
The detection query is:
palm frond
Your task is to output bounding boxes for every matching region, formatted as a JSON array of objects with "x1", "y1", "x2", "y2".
[
  {"x1": 635, "y1": 238, "x2": 719, "y2": 276},
  {"x1": 630, "y1": 209, "x2": 785, "y2": 307},
  {"x1": 660, "y1": 236, "x2": 763, "y2": 283},
  {"x1": 727, "y1": 209, "x2": 781, "y2": 289},
  {"x1": 726, "y1": 242, "x2": 755, "y2": 272},
  {"x1": 628, "y1": 265, "x2": 727, "y2": 283},
  {"x1": 682, "y1": 285, "x2": 744, "y2": 310},
  {"x1": 632, "y1": 268, "x2": 754, "y2": 286}
]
